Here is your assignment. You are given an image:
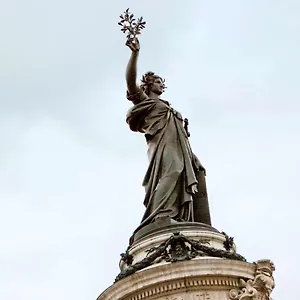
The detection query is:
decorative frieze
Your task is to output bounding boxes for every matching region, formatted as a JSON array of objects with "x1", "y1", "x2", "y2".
[
  {"x1": 117, "y1": 232, "x2": 246, "y2": 282},
  {"x1": 128, "y1": 277, "x2": 239, "y2": 300}
]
